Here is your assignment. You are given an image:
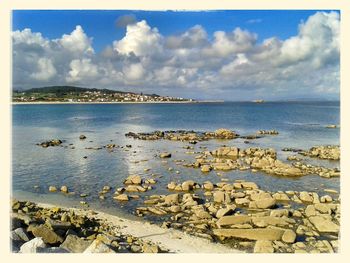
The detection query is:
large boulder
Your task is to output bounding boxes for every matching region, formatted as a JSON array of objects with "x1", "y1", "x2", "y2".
[
  {"x1": 309, "y1": 216, "x2": 340, "y2": 233},
  {"x1": 29, "y1": 225, "x2": 63, "y2": 244},
  {"x1": 60, "y1": 234, "x2": 92, "y2": 253},
  {"x1": 19, "y1": 237, "x2": 47, "y2": 253}
]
